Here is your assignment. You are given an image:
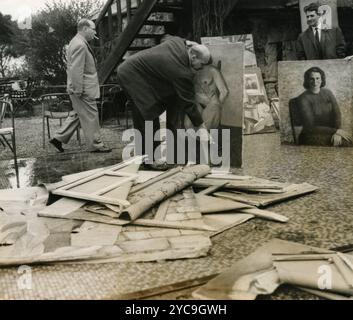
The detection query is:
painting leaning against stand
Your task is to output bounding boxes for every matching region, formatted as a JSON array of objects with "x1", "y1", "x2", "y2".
[
  {"x1": 279, "y1": 60, "x2": 353, "y2": 146},
  {"x1": 196, "y1": 43, "x2": 244, "y2": 168},
  {"x1": 201, "y1": 34, "x2": 257, "y2": 67},
  {"x1": 202, "y1": 34, "x2": 276, "y2": 135},
  {"x1": 244, "y1": 67, "x2": 276, "y2": 135},
  {"x1": 299, "y1": 0, "x2": 338, "y2": 32}
]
